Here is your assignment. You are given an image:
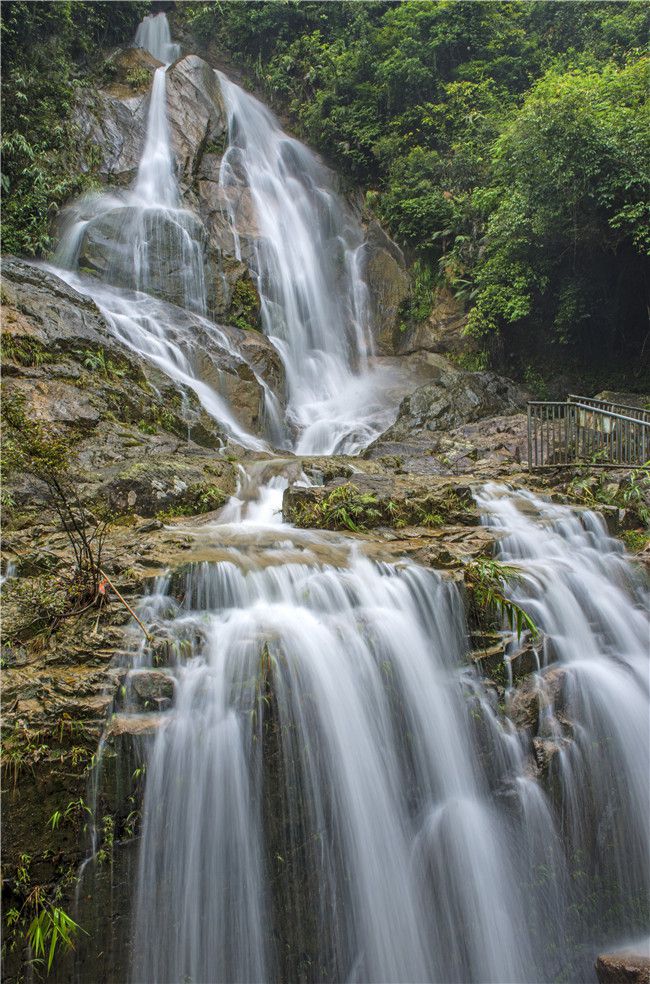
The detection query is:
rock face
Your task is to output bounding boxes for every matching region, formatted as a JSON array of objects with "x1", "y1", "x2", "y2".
[
  {"x1": 73, "y1": 48, "x2": 160, "y2": 186},
  {"x1": 78, "y1": 205, "x2": 210, "y2": 312},
  {"x1": 366, "y1": 355, "x2": 530, "y2": 473},
  {"x1": 1, "y1": 258, "x2": 284, "y2": 443},
  {"x1": 396, "y1": 288, "x2": 473, "y2": 358},
  {"x1": 384, "y1": 358, "x2": 528, "y2": 437},
  {"x1": 595, "y1": 950, "x2": 650, "y2": 983},
  {"x1": 363, "y1": 221, "x2": 411, "y2": 355},
  {"x1": 165, "y1": 54, "x2": 228, "y2": 195}
]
